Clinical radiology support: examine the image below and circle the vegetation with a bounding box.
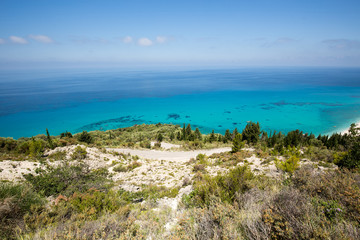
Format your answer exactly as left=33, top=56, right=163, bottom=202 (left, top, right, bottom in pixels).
left=23, top=162, right=110, bottom=197
left=0, top=122, right=360, bottom=239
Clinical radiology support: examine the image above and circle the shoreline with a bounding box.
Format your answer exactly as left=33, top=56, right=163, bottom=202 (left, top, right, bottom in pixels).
left=338, top=121, right=360, bottom=135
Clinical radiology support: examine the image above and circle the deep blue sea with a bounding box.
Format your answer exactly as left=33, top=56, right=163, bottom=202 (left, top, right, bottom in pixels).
left=0, top=67, right=360, bottom=139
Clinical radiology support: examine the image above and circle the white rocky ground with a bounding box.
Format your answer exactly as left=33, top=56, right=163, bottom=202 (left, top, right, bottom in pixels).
left=0, top=144, right=289, bottom=184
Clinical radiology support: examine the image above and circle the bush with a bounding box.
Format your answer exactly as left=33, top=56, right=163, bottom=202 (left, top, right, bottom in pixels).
left=186, top=165, right=254, bottom=206
left=71, top=146, right=87, bottom=160
left=242, top=121, right=261, bottom=144
left=113, top=162, right=141, bottom=172
left=77, top=131, right=93, bottom=144
left=24, top=162, right=110, bottom=197
left=28, top=139, right=45, bottom=158
left=232, top=133, right=244, bottom=153
left=275, top=155, right=300, bottom=174
left=0, top=182, right=44, bottom=239
left=140, top=140, right=151, bottom=149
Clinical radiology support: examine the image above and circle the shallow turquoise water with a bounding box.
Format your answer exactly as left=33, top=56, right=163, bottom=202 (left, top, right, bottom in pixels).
left=0, top=68, right=359, bottom=138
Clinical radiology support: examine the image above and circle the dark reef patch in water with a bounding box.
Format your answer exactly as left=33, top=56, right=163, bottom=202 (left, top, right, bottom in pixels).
left=272, top=100, right=343, bottom=107
left=167, top=113, right=180, bottom=120
left=76, top=115, right=144, bottom=132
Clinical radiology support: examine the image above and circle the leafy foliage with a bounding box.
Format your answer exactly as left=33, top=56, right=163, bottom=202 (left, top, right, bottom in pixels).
left=276, top=155, right=300, bottom=174
left=23, top=162, right=110, bottom=197
left=242, top=121, right=261, bottom=144
left=77, top=130, right=93, bottom=144
left=232, top=133, right=244, bottom=153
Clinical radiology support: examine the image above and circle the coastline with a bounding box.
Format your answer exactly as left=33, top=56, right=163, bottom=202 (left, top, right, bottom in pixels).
left=339, top=121, right=360, bottom=135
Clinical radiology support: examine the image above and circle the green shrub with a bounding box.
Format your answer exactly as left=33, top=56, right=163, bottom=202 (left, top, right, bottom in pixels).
left=186, top=165, right=254, bottom=206
left=275, top=155, right=300, bottom=174
left=113, top=164, right=127, bottom=172
left=48, top=150, right=67, bottom=161
left=23, top=162, right=110, bottom=197
left=232, top=133, right=244, bottom=153
left=28, top=139, right=45, bottom=158
left=77, top=131, right=93, bottom=144
left=196, top=153, right=208, bottom=165
left=71, top=146, right=87, bottom=160
left=140, top=140, right=151, bottom=149
left=113, top=161, right=141, bottom=172
left=0, top=182, right=44, bottom=239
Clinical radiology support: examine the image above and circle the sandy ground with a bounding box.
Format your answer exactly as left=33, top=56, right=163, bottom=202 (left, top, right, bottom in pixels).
left=1, top=143, right=326, bottom=190
left=107, top=147, right=232, bottom=163
left=150, top=141, right=181, bottom=150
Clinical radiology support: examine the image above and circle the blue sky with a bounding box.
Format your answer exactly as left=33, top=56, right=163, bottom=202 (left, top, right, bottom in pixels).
left=1, top=0, right=360, bottom=68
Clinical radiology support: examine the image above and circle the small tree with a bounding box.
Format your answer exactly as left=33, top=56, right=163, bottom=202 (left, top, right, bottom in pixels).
left=194, top=128, right=202, bottom=140
left=60, top=131, right=73, bottom=138
left=182, top=124, right=187, bottom=140
left=232, top=128, right=239, bottom=140
left=170, top=132, right=175, bottom=141
left=224, top=129, right=232, bottom=142
left=157, top=133, right=163, bottom=142
left=209, top=130, right=216, bottom=143
left=177, top=131, right=181, bottom=140
left=46, top=128, right=54, bottom=149
left=232, top=133, right=244, bottom=153
left=242, top=121, right=261, bottom=144
left=77, top=131, right=93, bottom=144
left=186, top=124, right=192, bottom=140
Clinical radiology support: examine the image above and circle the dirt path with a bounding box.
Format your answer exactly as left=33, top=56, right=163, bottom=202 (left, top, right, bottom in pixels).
left=106, top=147, right=232, bottom=162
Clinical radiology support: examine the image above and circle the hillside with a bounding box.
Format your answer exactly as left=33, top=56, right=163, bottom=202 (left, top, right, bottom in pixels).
left=0, top=122, right=359, bottom=239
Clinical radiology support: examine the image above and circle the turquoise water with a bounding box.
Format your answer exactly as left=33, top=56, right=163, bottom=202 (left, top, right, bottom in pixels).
left=0, top=68, right=359, bottom=139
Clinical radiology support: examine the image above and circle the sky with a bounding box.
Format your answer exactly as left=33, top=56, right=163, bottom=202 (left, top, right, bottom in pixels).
left=1, top=0, right=360, bottom=69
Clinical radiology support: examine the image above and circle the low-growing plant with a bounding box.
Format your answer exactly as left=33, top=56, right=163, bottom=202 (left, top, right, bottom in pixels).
left=140, top=140, right=151, bottom=149
left=275, top=155, right=300, bottom=174
left=48, top=150, right=67, bottom=161
left=186, top=165, right=254, bottom=206
left=23, top=162, right=110, bottom=197
left=71, top=146, right=87, bottom=160
left=113, top=161, right=141, bottom=172
left=77, top=131, right=93, bottom=144
left=0, top=182, right=45, bottom=239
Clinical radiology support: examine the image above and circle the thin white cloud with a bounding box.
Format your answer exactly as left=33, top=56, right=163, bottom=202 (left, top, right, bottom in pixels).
left=138, top=37, right=153, bottom=46
left=0, top=38, right=5, bottom=44
left=29, top=35, right=53, bottom=43
left=156, top=36, right=167, bottom=43
left=123, top=36, right=133, bottom=43
left=322, top=39, right=360, bottom=50
left=9, top=36, right=28, bottom=44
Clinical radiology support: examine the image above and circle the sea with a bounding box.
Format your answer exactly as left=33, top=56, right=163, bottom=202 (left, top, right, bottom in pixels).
left=0, top=67, right=359, bottom=139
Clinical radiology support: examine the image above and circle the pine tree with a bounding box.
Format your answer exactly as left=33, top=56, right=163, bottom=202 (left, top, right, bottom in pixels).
left=186, top=124, right=192, bottom=139
left=194, top=128, right=202, bottom=140
left=46, top=128, right=54, bottom=149
left=232, top=128, right=239, bottom=140
left=242, top=121, right=261, bottom=144
left=182, top=124, right=187, bottom=140
left=177, top=131, right=181, bottom=140
left=224, top=129, right=232, bottom=142
left=232, top=133, right=244, bottom=153
left=157, top=133, right=163, bottom=142
left=209, top=130, right=216, bottom=143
